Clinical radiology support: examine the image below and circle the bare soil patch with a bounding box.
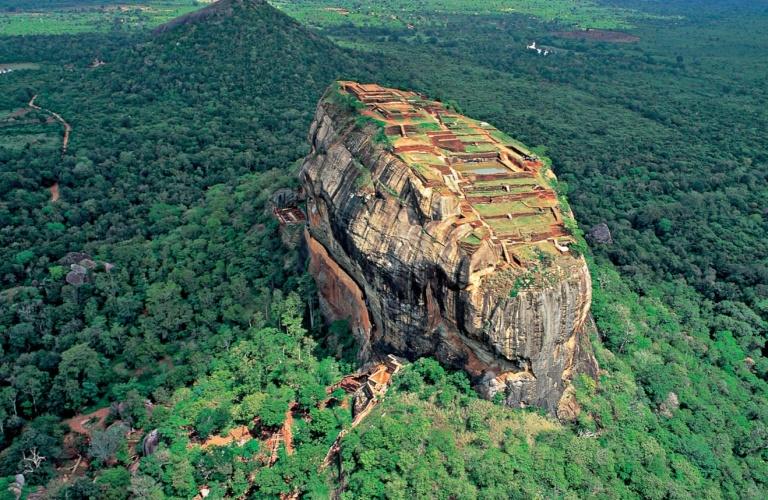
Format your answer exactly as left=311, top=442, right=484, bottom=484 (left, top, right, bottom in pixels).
left=65, top=407, right=110, bottom=437
left=201, top=425, right=252, bottom=449
left=552, top=29, right=639, bottom=43
left=282, top=407, right=295, bottom=455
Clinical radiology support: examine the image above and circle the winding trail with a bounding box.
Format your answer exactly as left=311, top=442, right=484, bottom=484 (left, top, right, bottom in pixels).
left=29, top=94, right=72, bottom=154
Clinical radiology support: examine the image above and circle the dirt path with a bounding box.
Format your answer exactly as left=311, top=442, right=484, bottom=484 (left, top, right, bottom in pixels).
left=282, top=407, right=295, bottom=455
left=50, top=182, right=60, bottom=202
left=29, top=94, right=72, bottom=154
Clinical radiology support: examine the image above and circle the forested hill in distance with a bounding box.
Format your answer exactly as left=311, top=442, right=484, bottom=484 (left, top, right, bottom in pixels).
left=0, top=0, right=767, bottom=497
left=2, top=0, right=375, bottom=256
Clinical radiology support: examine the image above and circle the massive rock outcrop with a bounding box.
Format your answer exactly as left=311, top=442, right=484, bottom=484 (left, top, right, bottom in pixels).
left=301, top=82, right=598, bottom=414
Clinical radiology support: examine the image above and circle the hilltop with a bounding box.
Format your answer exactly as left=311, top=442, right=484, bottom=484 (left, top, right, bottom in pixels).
left=30, top=0, right=372, bottom=206
left=153, top=0, right=263, bottom=34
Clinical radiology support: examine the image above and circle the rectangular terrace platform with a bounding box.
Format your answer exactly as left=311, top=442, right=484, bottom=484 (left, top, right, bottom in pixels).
left=337, top=82, right=575, bottom=266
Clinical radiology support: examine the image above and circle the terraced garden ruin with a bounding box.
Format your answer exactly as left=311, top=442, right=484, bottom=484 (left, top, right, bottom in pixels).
left=339, top=81, right=576, bottom=272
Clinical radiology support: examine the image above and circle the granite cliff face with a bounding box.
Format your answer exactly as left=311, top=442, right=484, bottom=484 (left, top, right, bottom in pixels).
left=301, top=82, right=598, bottom=415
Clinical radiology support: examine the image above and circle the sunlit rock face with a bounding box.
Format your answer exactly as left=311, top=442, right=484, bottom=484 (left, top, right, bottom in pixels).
left=301, top=82, right=598, bottom=414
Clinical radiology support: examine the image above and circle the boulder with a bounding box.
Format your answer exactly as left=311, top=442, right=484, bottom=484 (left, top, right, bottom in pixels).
left=587, top=222, right=612, bottom=245
left=271, top=188, right=298, bottom=208
left=65, top=271, right=88, bottom=286
left=142, top=429, right=160, bottom=456
left=659, top=391, right=680, bottom=417
left=58, top=252, right=91, bottom=266
left=78, top=258, right=97, bottom=270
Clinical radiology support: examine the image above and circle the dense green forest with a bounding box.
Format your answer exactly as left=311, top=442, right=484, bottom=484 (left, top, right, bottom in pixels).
left=0, top=1, right=381, bottom=496
left=0, top=0, right=766, bottom=497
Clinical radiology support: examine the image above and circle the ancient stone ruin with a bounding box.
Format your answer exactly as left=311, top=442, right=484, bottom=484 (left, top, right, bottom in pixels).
left=301, top=82, right=598, bottom=415
left=270, top=187, right=306, bottom=225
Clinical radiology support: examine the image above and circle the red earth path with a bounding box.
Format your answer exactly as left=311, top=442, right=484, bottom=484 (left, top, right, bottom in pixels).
left=50, top=182, right=60, bottom=202
left=28, top=94, right=72, bottom=154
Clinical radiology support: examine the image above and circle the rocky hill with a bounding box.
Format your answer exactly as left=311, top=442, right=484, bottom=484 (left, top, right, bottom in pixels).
left=302, top=82, right=599, bottom=415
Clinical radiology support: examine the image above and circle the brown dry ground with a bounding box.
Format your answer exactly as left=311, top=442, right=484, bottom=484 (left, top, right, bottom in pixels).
left=201, top=425, right=253, bottom=449
left=64, top=407, right=110, bottom=436
left=282, top=408, right=295, bottom=455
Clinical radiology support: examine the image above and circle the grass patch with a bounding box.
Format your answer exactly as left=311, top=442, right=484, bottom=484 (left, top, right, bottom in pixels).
left=272, top=0, right=668, bottom=30
left=355, top=114, right=385, bottom=129
left=457, top=134, right=487, bottom=142
left=475, top=177, right=537, bottom=188
left=465, top=144, right=497, bottom=153
left=0, top=1, right=207, bottom=36
left=461, top=233, right=482, bottom=245
left=473, top=201, right=528, bottom=217
left=403, top=152, right=444, bottom=164
left=487, top=215, right=545, bottom=234
left=415, top=121, right=442, bottom=131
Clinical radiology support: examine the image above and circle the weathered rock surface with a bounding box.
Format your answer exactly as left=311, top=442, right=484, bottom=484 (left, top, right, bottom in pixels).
left=301, top=83, right=598, bottom=413
left=658, top=391, right=679, bottom=418
left=587, top=222, right=613, bottom=245
left=58, top=251, right=91, bottom=266
left=142, top=429, right=160, bottom=456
